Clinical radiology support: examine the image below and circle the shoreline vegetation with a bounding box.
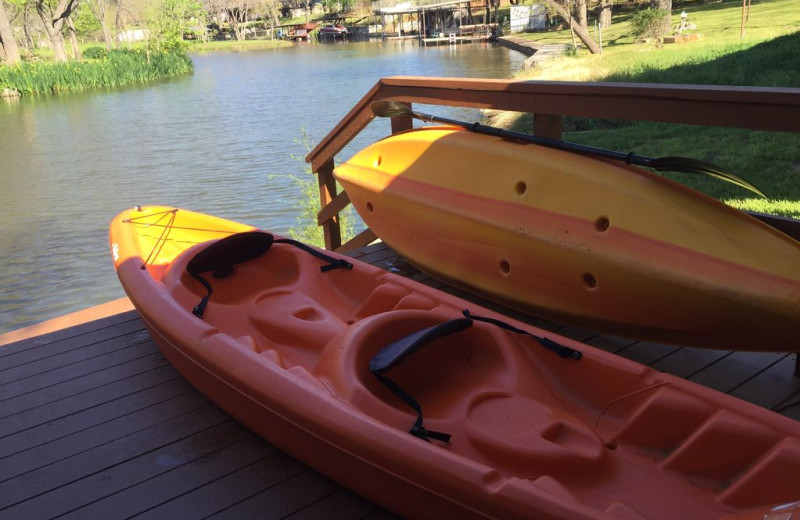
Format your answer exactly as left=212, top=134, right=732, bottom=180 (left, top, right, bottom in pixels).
left=0, top=39, right=290, bottom=98
left=0, top=48, right=193, bottom=97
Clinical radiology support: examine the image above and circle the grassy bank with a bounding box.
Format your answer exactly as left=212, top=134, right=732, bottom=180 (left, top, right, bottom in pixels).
left=505, top=0, right=799, bottom=216
left=190, top=38, right=293, bottom=53
left=0, top=48, right=193, bottom=97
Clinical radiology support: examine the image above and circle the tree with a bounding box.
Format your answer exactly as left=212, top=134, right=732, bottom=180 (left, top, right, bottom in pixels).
left=573, top=0, right=587, bottom=30
left=85, top=0, right=116, bottom=50
left=542, top=0, right=601, bottom=54
left=650, top=0, right=671, bottom=33
left=66, top=9, right=82, bottom=58
left=0, top=0, right=21, bottom=64
left=36, top=0, right=78, bottom=62
left=145, top=0, right=205, bottom=52
left=598, top=0, right=612, bottom=29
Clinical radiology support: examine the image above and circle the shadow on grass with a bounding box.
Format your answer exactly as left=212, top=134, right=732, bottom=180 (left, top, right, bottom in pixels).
left=603, top=31, right=800, bottom=87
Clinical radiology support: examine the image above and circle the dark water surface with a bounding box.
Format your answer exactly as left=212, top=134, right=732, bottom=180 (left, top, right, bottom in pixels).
left=0, top=40, right=523, bottom=334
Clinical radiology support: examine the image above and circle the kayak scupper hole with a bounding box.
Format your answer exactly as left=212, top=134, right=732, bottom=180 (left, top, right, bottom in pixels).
left=595, top=217, right=611, bottom=232
left=605, top=442, right=618, bottom=451
left=583, top=273, right=597, bottom=290
left=514, top=181, right=527, bottom=196
left=500, top=260, right=511, bottom=276
left=373, top=155, right=382, bottom=167
left=366, top=202, right=374, bottom=213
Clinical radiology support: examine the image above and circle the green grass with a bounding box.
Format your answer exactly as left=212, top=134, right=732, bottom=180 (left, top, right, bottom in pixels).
left=189, top=38, right=292, bottom=53
left=504, top=0, right=800, bottom=215
left=0, top=48, right=193, bottom=96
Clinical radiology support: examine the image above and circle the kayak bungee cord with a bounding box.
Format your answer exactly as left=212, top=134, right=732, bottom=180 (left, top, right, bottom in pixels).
left=370, top=100, right=766, bottom=198
left=124, top=208, right=241, bottom=267
left=131, top=208, right=178, bottom=268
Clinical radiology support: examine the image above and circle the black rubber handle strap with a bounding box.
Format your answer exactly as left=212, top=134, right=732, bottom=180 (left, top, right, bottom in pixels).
left=462, top=310, right=582, bottom=360
left=369, top=318, right=473, bottom=443
left=274, top=238, right=353, bottom=272
left=188, top=233, right=353, bottom=319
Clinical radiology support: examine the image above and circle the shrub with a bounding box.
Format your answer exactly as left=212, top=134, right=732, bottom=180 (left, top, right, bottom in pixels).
left=0, top=49, right=193, bottom=96
left=83, top=47, right=108, bottom=60
left=630, top=8, right=669, bottom=42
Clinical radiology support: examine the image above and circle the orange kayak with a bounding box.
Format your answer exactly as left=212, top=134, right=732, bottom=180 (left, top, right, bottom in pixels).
left=334, top=126, right=800, bottom=351
left=110, top=206, right=800, bottom=520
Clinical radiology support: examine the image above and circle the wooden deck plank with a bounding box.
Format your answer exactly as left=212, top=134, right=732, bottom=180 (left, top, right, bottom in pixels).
left=615, top=341, right=683, bottom=367
left=0, top=316, right=143, bottom=370
left=0, top=395, right=215, bottom=485
left=647, top=346, right=730, bottom=379
left=0, top=310, right=139, bottom=356
left=730, top=353, right=800, bottom=410
left=688, top=350, right=787, bottom=394
left=0, top=420, right=251, bottom=519
left=130, top=452, right=309, bottom=519
left=0, top=376, right=191, bottom=459
left=0, top=337, right=157, bottom=401
left=0, top=327, right=152, bottom=383
left=0, top=364, right=181, bottom=442
left=207, top=470, right=341, bottom=519
left=282, top=489, right=386, bottom=520
left=57, top=435, right=276, bottom=519
left=0, top=352, right=169, bottom=419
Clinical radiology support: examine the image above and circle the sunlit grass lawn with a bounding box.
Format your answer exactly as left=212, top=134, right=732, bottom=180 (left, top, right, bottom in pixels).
left=505, top=0, right=800, bottom=217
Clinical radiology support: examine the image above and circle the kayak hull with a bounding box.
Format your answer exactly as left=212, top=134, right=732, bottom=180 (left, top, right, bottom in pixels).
left=110, top=206, right=800, bottom=520
left=334, top=127, right=800, bottom=351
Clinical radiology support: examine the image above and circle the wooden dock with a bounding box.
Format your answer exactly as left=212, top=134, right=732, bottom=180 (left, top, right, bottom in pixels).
left=1, top=242, right=798, bottom=519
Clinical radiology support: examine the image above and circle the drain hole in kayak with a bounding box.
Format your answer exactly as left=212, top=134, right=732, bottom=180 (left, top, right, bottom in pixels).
left=366, top=202, right=374, bottom=213
left=595, top=217, right=610, bottom=232
left=515, top=181, right=527, bottom=196
left=583, top=273, right=597, bottom=290
left=373, top=155, right=382, bottom=167
left=500, top=260, right=511, bottom=276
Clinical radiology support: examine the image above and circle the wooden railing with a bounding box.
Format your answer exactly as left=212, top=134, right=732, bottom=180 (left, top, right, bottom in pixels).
left=305, top=76, right=800, bottom=252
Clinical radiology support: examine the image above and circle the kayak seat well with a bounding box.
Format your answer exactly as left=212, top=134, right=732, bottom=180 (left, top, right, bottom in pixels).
left=316, top=309, right=616, bottom=477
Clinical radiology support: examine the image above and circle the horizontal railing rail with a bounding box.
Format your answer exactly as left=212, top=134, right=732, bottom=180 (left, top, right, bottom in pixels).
left=306, top=76, right=800, bottom=251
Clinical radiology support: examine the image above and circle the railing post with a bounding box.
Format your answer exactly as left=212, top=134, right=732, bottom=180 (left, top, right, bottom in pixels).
left=391, top=102, right=414, bottom=134
left=533, top=113, right=563, bottom=140
left=317, top=158, right=342, bottom=251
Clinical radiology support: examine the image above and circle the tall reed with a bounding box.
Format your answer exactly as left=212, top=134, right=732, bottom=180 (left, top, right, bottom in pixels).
left=0, top=48, right=193, bottom=96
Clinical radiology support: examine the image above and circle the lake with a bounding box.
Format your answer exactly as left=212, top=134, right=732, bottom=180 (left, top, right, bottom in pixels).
left=0, top=39, right=524, bottom=334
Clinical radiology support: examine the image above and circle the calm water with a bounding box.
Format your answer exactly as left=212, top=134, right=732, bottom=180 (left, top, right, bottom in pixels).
left=0, top=40, right=524, bottom=334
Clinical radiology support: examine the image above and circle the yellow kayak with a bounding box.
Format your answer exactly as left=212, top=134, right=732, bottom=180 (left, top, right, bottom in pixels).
left=334, top=126, right=800, bottom=351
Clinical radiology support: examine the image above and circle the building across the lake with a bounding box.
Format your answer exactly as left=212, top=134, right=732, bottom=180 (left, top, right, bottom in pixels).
left=370, top=0, right=499, bottom=42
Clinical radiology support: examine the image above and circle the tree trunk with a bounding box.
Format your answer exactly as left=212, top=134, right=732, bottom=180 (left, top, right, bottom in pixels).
left=36, top=0, right=77, bottom=62
left=574, top=0, right=587, bottom=30
left=87, top=0, right=116, bottom=50
left=650, top=0, right=671, bottom=32
left=542, top=0, right=601, bottom=54
left=599, top=0, right=612, bottom=29
left=0, top=2, right=21, bottom=64
left=101, top=19, right=113, bottom=49
left=22, top=4, right=36, bottom=55
left=67, top=15, right=81, bottom=59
